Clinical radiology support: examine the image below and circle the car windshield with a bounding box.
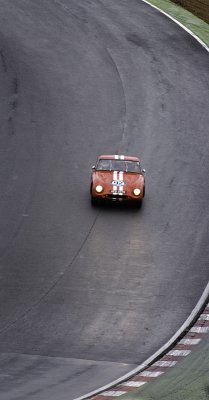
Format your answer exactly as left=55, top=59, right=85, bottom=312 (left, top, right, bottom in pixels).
left=97, top=159, right=141, bottom=173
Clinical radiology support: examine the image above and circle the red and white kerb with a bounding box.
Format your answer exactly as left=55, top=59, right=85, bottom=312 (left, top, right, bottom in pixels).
left=90, top=302, right=209, bottom=399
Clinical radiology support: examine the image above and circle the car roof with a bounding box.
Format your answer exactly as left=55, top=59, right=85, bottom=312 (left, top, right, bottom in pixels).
left=98, top=155, right=140, bottom=162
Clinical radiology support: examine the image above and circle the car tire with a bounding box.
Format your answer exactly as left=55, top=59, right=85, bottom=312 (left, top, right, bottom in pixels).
left=91, top=196, right=100, bottom=206
left=133, top=199, right=142, bottom=209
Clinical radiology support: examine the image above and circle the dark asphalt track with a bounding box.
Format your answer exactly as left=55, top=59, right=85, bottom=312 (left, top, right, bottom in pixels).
left=0, top=1, right=209, bottom=399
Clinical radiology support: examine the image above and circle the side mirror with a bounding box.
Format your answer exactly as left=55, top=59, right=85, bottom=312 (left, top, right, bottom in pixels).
left=142, top=169, right=146, bottom=174
left=92, top=165, right=96, bottom=170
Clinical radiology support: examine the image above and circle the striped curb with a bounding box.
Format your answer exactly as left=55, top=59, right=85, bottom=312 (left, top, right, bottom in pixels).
left=90, top=302, right=209, bottom=399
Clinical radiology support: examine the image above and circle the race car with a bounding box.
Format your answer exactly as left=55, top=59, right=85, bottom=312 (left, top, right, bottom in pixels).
left=90, top=154, right=145, bottom=204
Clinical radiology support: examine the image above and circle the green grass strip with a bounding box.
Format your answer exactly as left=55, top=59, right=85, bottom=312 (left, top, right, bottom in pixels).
left=122, top=334, right=209, bottom=399
left=144, top=0, right=209, bottom=48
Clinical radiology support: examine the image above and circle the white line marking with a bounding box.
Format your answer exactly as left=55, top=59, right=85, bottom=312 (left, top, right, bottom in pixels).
left=113, top=171, right=118, bottom=180
left=167, top=349, right=191, bottom=356
left=113, top=171, right=118, bottom=192
left=190, top=326, right=209, bottom=333
left=119, top=171, right=123, bottom=181
left=179, top=338, right=201, bottom=345
left=139, top=370, right=164, bottom=377
left=122, top=381, right=147, bottom=387
left=198, top=314, right=209, bottom=320
left=101, top=390, right=126, bottom=396
left=119, top=171, right=124, bottom=194
left=154, top=360, right=177, bottom=367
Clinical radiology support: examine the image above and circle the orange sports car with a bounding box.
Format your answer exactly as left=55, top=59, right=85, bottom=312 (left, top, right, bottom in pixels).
left=90, top=155, right=145, bottom=204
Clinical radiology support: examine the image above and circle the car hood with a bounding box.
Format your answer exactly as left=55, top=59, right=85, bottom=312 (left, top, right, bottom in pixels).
left=94, top=171, right=142, bottom=185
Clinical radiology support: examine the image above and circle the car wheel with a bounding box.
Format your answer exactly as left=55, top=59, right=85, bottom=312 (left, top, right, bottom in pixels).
left=91, top=196, right=100, bottom=206
left=134, top=199, right=142, bottom=208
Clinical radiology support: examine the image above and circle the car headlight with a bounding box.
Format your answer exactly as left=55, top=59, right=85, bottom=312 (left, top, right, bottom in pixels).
left=133, top=188, right=141, bottom=196
left=96, top=185, right=103, bottom=193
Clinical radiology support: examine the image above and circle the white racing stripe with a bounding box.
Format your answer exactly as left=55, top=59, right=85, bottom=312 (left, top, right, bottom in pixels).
left=113, top=171, right=118, bottom=180
left=112, top=171, right=124, bottom=194
left=113, top=171, right=118, bottom=193
left=119, top=171, right=123, bottom=181
left=119, top=171, right=124, bottom=194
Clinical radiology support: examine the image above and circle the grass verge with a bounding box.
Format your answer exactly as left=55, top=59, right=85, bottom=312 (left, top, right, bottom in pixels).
left=122, top=334, right=209, bottom=399
left=143, top=0, right=209, bottom=48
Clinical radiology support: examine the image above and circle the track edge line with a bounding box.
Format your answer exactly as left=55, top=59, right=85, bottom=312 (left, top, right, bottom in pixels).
left=141, top=0, right=209, bottom=53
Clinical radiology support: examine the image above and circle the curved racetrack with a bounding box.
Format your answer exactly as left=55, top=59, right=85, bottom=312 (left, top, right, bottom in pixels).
left=0, top=1, right=209, bottom=399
